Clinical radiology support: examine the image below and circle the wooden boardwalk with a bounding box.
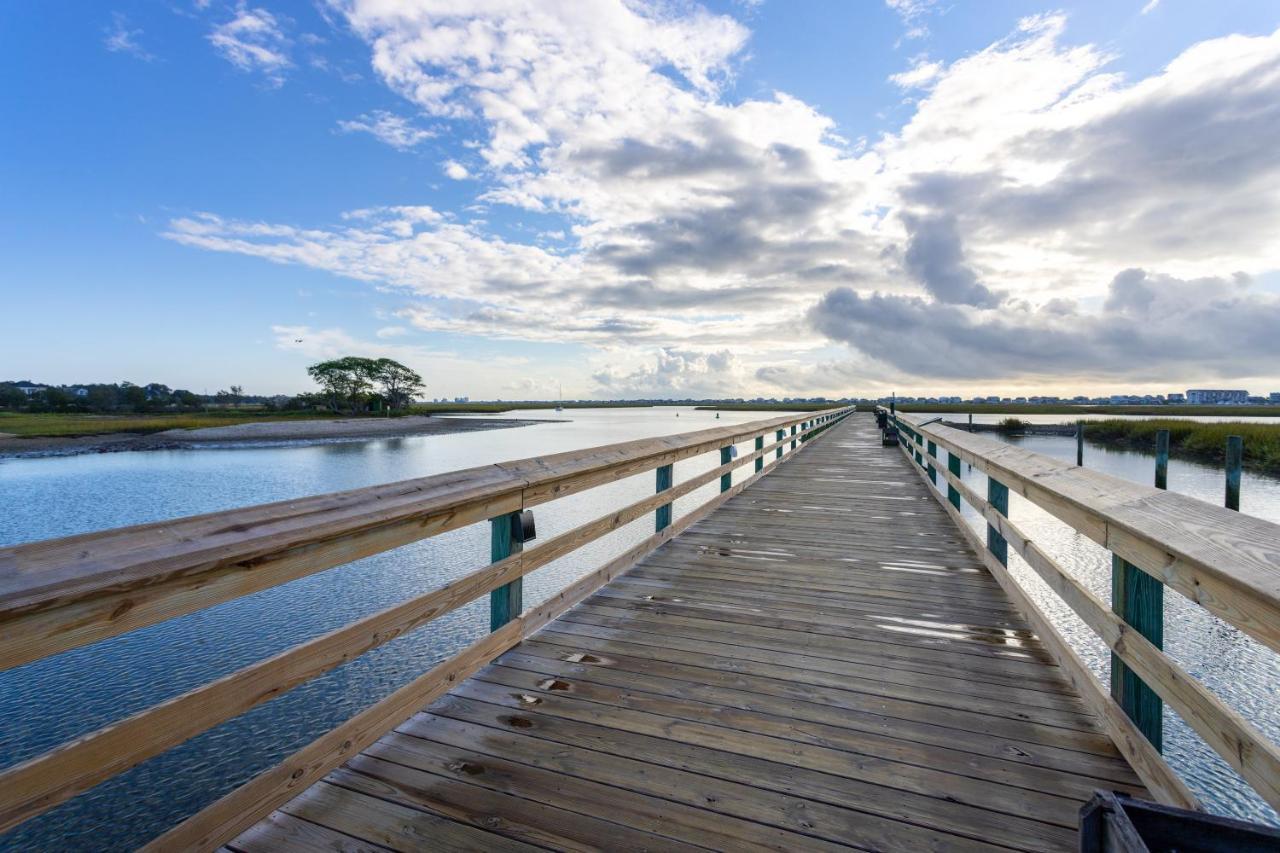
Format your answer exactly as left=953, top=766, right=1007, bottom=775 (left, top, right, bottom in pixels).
left=228, top=416, right=1148, bottom=852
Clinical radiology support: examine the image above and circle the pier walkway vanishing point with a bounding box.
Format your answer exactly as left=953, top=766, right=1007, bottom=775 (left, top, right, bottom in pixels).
left=3, top=409, right=1280, bottom=850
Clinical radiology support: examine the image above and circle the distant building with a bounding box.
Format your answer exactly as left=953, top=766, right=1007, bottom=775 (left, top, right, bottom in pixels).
left=1166, top=392, right=1185, bottom=404
left=453, top=396, right=469, bottom=403
left=1186, top=389, right=1248, bottom=405
left=1270, top=392, right=1280, bottom=403
left=13, top=381, right=47, bottom=397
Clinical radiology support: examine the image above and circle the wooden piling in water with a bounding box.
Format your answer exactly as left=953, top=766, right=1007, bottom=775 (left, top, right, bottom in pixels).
left=1226, top=435, right=1243, bottom=511
left=1155, top=429, right=1169, bottom=490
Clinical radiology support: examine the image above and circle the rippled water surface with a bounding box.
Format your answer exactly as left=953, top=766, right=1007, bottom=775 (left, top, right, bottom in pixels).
left=0, top=406, right=799, bottom=851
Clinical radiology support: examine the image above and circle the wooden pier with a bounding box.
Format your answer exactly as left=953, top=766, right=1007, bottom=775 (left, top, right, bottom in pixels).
left=2, top=408, right=1279, bottom=850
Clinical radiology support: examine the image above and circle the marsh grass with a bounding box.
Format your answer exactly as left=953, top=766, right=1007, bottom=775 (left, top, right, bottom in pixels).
left=0, top=411, right=329, bottom=438
left=1084, top=419, right=1280, bottom=476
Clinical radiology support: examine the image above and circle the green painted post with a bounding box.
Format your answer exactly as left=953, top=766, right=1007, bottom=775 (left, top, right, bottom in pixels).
left=927, top=440, right=937, bottom=485
left=968, top=413, right=973, bottom=433
left=915, top=431, right=924, bottom=468
left=655, top=464, right=673, bottom=532
left=720, top=446, right=732, bottom=492
left=1076, top=421, right=1084, bottom=467
left=755, top=435, right=764, bottom=472
left=947, top=452, right=961, bottom=510
left=1154, top=429, right=1169, bottom=490
left=800, top=419, right=808, bottom=444
left=776, top=429, right=784, bottom=459
left=1111, top=556, right=1164, bottom=751
left=1226, top=436, right=1242, bottom=511
left=489, top=512, right=523, bottom=631
left=986, top=477, right=1008, bottom=567
left=791, top=424, right=797, bottom=450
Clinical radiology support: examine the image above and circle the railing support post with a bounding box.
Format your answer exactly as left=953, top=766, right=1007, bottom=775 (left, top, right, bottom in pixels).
left=655, top=464, right=673, bottom=532
left=791, top=425, right=797, bottom=450
left=927, top=440, right=937, bottom=485
left=1076, top=421, right=1084, bottom=467
left=720, top=446, right=732, bottom=492
left=1111, top=556, right=1164, bottom=751
left=1226, top=435, right=1242, bottom=511
left=776, top=429, right=784, bottom=459
left=986, top=477, right=1008, bottom=566
left=755, top=436, right=764, bottom=472
left=489, top=512, right=523, bottom=631
left=947, top=452, right=961, bottom=510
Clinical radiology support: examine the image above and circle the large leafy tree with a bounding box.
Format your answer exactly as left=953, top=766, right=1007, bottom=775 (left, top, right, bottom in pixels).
left=307, top=357, right=377, bottom=413
left=372, top=358, right=424, bottom=411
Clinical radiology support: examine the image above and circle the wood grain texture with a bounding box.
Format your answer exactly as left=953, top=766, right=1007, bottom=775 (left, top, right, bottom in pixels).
left=220, top=415, right=1154, bottom=853
left=891, top=411, right=1280, bottom=656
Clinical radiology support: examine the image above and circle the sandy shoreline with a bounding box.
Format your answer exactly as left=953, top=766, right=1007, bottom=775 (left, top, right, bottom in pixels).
left=0, top=415, right=541, bottom=459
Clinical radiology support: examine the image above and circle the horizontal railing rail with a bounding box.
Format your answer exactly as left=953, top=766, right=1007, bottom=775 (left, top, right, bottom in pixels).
left=880, top=406, right=1280, bottom=816
left=0, top=406, right=852, bottom=847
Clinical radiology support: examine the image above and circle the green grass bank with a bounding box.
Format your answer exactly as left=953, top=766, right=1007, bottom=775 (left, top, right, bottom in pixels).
left=1084, top=419, right=1280, bottom=477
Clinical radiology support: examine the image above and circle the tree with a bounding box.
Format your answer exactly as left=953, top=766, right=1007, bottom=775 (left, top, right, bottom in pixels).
left=372, top=358, right=424, bottom=411
left=306, top=357, right=377, bottom=414
left=228, top=385, right=244, bottom=407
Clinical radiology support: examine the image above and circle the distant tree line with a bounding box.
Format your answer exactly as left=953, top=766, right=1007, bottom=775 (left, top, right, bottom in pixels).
left=0, top=357, right=425, bottom=416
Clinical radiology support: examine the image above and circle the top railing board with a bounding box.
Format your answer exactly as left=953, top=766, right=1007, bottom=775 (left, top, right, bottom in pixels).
left=887, top=410, right=1280, bottom=656
left=0, top=407, right=851, bottom=670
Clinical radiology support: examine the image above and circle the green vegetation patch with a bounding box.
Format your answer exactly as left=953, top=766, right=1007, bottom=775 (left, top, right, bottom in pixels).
left=0, top=411, right=329, bottom=438
left=1084, top=419, right=1280, bottom=476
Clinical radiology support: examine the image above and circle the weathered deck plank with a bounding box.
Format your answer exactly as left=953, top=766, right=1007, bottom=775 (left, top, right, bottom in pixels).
left=233, top=415, right=1148, bottom=851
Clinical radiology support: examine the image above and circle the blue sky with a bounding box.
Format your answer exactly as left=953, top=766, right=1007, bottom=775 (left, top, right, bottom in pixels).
left=3, top=1, right=1280, bottom=398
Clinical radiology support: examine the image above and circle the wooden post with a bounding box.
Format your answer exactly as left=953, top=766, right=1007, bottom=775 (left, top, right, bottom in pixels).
left=655, top=464, right=673, bottom=532
left=1154, top=429, right=1169, bottom=490
left=755, top=435, right=764, bottom=473
left=791, top=424, right=797, bottom=450
left=720, top=446, right=732, bottom=492
left=776, top=429, right=784, bottom=459
left=986, top=477, right=1008, bottom=566
left=1076, top=421, right=1084, bottom=467
left=947, top=452, right=961, bottom=510
left=1111, top=555, right=1164, bottom=751
left=1226, top=435, right=1242, bottom=511
left=489, top=512, right=523, bottom=631
left=968, top=413, right=973, bottom=433
left=927, top=440, right=937, bottom=485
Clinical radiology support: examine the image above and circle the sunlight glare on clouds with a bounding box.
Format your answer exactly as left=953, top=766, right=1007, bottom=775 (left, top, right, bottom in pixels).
left=167, top=1, right=1280, bottom=396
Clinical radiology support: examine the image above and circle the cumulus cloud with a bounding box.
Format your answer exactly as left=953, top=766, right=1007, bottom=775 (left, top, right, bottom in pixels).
left=592, top=348, right=743, bottom=398
left=442, top=160, right=469, bottom=180
left=168, top=5, right=1280, bottom=394
left=809, top=269, right=1280, bottom=380
left=337, top=111, right=434, bottom=150
left=104, top=13, right=155, bottom=61
left=208, top=4, right=290, bottom=86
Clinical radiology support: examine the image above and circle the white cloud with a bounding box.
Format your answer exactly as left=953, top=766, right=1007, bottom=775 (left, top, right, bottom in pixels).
left=1141, top=0, right=1162, bottom=14
left=375, top=325, right=408, bottom=338
left=104, top=13, right=154, bottom=61
left=337, top=110, right=434, bottom=149
left=889, top=58, right=942, bottom=88
left=592, top=348, right=744, bottom=398
left=208, top=4, right=291, bottom=86
left=442, top=160, right=470, bottom=180
left=170, top=7, right=1280, bottom=394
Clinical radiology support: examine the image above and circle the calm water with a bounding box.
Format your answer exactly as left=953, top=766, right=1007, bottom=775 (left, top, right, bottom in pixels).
left=0, top=406, right=799, bottom=851
left=931, top=427, right=1280, bottom=826
left=2, top=408, right=1278, bottom=848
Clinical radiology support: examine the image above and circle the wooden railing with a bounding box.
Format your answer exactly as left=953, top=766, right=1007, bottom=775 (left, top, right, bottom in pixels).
left=0, top=407, right=853, bottom=848
left=882, top=407, right=1280, bottom=815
